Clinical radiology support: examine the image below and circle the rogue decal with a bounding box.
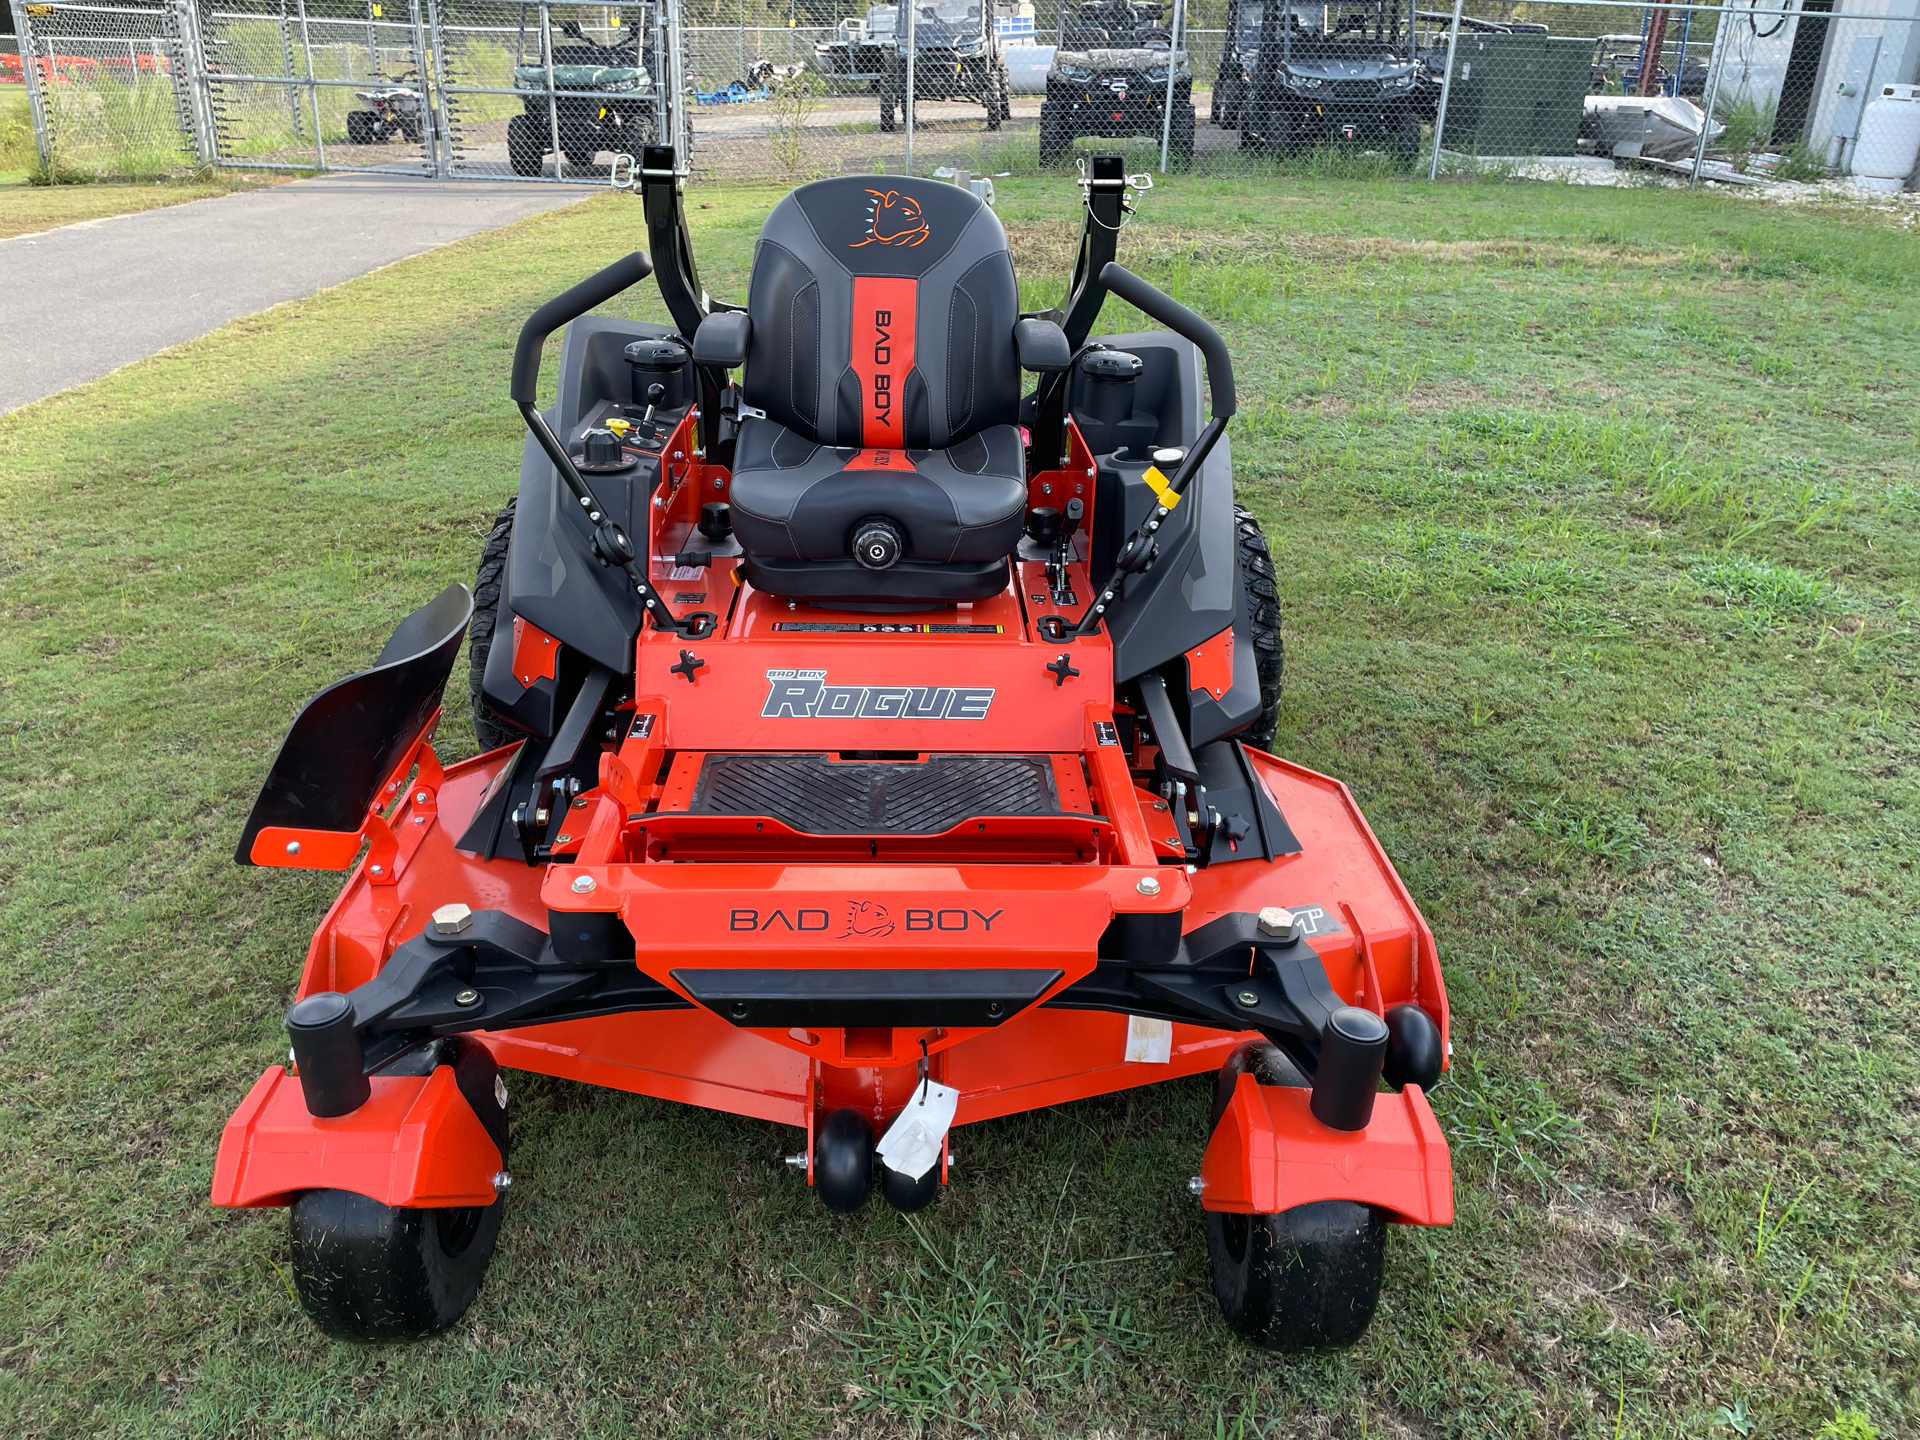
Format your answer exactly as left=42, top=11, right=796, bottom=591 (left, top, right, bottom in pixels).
left=761, top=669, right=994, bottom=721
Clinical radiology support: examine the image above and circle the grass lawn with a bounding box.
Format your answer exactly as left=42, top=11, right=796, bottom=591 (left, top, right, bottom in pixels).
left=0, top=171, right=290, bottom=242
left=1, top=176, right=1916, bottom=1439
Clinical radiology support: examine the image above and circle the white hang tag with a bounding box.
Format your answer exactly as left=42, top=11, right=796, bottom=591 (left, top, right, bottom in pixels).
left=1125, top=1014, right=1173, bottom=1064
left=875, top=1080, right=960, bottom=1182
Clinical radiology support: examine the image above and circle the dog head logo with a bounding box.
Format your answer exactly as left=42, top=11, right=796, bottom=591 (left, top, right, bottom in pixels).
left=851, top=189, right=929, bottom=248
left=839, top=900, right=896, bottom=938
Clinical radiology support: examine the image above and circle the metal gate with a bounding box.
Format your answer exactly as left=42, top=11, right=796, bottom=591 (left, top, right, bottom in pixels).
left=183, top=0, right=438, bottom=174
left=7, top=0, right=200, bottom=177
left=428, top=0, right=684, bottom=182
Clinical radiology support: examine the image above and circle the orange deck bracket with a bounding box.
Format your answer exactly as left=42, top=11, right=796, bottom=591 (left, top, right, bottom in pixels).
left=211, top=1065, right=503, bottom=1210
left=1198, top=1073, right=1453, bottom=1226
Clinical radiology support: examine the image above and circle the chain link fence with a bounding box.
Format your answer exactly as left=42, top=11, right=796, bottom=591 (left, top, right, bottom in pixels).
left=7, top=0, right=1916, bottom=190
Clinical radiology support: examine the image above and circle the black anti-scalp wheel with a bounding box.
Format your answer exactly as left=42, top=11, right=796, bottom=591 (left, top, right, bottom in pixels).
left=1203, top=1039, right=1388, bottom=1351
left=880, top=1160, right=940, bottom=1213
left=814, top=1108, right=874, bottom=1214
left=287, top=1039, right=509, bottom=1342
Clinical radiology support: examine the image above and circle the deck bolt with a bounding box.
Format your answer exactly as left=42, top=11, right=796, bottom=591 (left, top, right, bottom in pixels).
left=455, top=988, right=481, bottom=1007
left=1136, top=876, right=1161, bottom=896
left=492, top=1170, right=513, bottom=1191
left=369, top=864, right=385, bottom=877
left=784, top=1152, right=808, bottom=1171
left=571, top=874, right=596, bottom=894
left=285, top=840, right=301, bottom=856
left=431, top=902, right=473, bottom=936
left=556, top=834, right=572, bottom=845
left=1188, top=1176, right=1205, bottom=1196
left=1237, top=989, right=1259, bottom=1008
left=1257, top=906, right=1298, bottom=941
left=415, top=790, right=430, bottom=804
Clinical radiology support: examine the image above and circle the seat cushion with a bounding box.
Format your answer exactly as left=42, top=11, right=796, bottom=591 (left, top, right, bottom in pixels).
left=729, top=415, right=1027, bottom=566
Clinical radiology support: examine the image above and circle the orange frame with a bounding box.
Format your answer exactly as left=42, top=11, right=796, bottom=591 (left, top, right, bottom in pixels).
left=212, top=419, right=1453, bottom=1224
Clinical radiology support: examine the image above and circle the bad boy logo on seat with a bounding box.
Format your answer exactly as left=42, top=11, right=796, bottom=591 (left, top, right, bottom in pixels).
left=850, top=188, right=930, bottom=248
left=761, top=669, right=994, bottom=721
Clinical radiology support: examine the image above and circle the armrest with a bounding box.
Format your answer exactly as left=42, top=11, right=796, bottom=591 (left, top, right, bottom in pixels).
left=692, top=311, right=751, bottom=368
left=1014, top=317, right=1072, bottom=373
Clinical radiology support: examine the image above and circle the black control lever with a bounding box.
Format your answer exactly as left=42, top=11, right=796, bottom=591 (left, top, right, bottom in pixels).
left=509, top=251, right=714, bottom=640
left=1050, top=263, right=1237, bottom=641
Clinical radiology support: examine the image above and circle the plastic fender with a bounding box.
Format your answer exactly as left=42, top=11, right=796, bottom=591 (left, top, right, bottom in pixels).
left=211, top=1064, right=503, bottom=1210
left=1198, top=1072, right=1453, bottom=1225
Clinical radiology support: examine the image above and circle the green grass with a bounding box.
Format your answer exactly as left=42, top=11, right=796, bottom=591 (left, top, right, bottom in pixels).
left=2, top=176, right=1917, bottom=1438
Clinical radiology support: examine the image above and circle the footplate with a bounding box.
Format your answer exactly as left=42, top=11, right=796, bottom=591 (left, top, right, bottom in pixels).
left=688, top=753, right=1066, bottom=834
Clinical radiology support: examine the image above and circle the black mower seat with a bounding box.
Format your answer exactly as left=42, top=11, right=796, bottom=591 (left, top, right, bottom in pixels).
left=724, top=175, right=1028, bottom=603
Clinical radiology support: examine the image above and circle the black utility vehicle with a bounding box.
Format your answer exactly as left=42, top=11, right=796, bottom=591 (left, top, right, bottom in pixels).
left=878, top=0, right=1012, bottom=131
left=1041, top=0, right=1194, bottom=164
left=1220, top=0, right=1429, bottom=163
left=507, top=19, right=661, bottom=176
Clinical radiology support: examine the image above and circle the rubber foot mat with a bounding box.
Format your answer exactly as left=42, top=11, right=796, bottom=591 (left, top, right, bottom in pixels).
left=688, top=753, right=1062, bottom=835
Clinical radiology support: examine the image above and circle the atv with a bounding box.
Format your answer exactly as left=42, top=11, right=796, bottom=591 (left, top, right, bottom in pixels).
left=506, top=18, right=659, bottom=176
left=1230, top=0, right=1430, bottom=164
left=1040, top=0, right=1194, bottom=166
left=878, top=0, right=1013, bottom=131
left=212, top=151, right=1453, bottom=1349
left=345, top=73, right=426, bottom=147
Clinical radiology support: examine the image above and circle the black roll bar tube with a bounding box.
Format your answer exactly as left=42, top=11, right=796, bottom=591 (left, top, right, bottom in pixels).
left=509, top=249, right=715, bottom=641
left=1050, top=262, right=1237, bottom=640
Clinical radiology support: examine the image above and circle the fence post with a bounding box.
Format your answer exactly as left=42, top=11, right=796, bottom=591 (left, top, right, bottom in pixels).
left=1688, top=0, right=1732, bottom=188
left=10, top=0, right=56, bottom=170
left=903, top=0, right=915, bottom=176
left=1158, top=0, right=1185, bottom=173
left=1426, top=0, right=1462, bottom=181
left=540, top=0, right=563, bottom=177
left=408, top=0, right=442, bottom=174
left=279, top=0, right=306, bottom=138
left=175, top=0, right=219, bottom=165
left=294, top=0, right=327, bottom=169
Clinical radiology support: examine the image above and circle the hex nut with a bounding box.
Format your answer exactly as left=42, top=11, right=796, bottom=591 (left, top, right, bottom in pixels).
left=1257, top=906, right=1298, bottom=940
left=455, top=988, right=481, bottom=1007
left=1136, top=876, right=1162, bottom=896
left=570, top=874, right=596, bottom=894
left=431, top=902, right=474, bottom=936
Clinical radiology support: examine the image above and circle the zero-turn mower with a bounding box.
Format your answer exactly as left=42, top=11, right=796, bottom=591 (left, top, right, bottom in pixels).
left=212, top=152, right=1453, bottom=1349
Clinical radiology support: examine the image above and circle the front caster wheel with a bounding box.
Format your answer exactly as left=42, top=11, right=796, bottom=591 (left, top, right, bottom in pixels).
left=1207, top=1200, right=1387, bottom=1351
left=287, top=1036, right=509, bottom=1341
left=290, top=1188, right=505, bottom=1341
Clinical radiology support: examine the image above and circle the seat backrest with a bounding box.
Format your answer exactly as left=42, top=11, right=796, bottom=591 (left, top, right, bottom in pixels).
left=742, top=176, right=1021, bottom=452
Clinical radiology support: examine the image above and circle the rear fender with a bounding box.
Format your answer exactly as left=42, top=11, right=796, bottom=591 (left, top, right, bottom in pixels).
left=210, top=1063, right=502, bottom=1210
left=1199, top=1072, right=1453, bottom=1225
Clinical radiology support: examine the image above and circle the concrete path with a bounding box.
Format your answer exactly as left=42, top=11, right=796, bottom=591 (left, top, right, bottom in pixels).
left=0, top=171, right=592, bottom=414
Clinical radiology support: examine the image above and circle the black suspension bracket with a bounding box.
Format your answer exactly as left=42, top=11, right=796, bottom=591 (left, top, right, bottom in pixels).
left=285, top=909, right=689, bottom=1117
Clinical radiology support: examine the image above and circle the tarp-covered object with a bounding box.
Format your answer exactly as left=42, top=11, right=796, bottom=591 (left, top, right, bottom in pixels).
left=1582, top=94, right=1722, bottom=161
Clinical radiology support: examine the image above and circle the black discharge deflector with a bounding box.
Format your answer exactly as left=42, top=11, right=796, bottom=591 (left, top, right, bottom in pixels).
left=234, top=583, right=472, bottom=865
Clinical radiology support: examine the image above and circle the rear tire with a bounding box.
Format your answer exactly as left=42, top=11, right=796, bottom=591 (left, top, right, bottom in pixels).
left=1038, top=103, right=1068, bottom=164
left=1169, top=103, right=1195, bottom=167
left=506, top=113, right=544, bottom=176
left=1233, top=504, right=1284, bottom=751
left=1394, top=111, right=1423, bottom=168
left=467, top=498, right=522, bottom=755
left=346, top=110, right=377, bottom=144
